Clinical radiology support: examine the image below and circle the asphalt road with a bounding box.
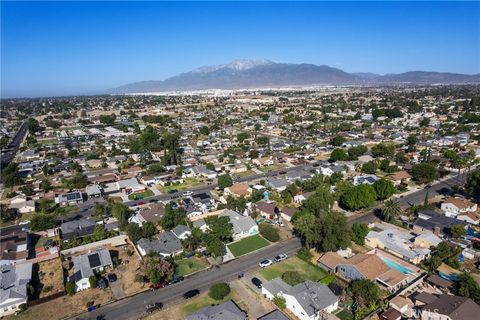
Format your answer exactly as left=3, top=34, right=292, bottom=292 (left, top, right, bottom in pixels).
left=75, top=238, right=302, bottom=320
left=348, top=171, right=471, bottom=225
left=0, top=120, right=27, bottom=169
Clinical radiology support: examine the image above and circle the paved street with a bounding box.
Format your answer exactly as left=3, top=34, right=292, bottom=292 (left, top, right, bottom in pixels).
left=76, top=238, right=302, bottom=320
left=0, top=120, right=27, bottom=170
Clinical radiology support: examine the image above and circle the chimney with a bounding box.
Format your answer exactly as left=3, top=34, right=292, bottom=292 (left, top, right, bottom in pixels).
left=433, top=226, right=440, bottom=236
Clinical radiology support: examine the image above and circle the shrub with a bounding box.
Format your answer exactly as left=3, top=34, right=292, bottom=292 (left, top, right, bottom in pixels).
left=134, top=274, right=147, bottom=283
left=282, top=271, right=304, bottom=286
left=259, top=223, right=280, bottom=242
left=65, top=281, right=75, bottom=295
left=297, top=247, right=312, bottom=262
left=272, top=295, right=286, bottom=309
left=89, top=275, right=97, bottom=288
left=209, top=282, right=230, bottom=300
left=18, top=303, right=27, bottom=312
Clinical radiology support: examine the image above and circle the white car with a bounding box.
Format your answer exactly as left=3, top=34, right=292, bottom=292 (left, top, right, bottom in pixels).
left=183, top=191, right=193, bottom=196
left=259, top=259, right=273, bottom=268
left=274, top=253, right=288, bottom=262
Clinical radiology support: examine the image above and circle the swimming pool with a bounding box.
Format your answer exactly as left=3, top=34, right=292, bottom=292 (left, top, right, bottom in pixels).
left=380, top=256, right=415, bottom=275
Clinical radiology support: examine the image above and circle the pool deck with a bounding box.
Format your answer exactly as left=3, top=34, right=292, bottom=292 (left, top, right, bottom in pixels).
left=367, top=248, right=422, bottom=276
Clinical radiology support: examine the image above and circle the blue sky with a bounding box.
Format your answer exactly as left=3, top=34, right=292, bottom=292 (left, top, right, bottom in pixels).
left=1, top=1, right=479, bottom=98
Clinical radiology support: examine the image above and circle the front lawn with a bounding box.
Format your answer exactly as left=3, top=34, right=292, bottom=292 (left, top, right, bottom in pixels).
left=176, top=256, right=210, bottom=276
left=260, top=256, right=327, bottom=282
left=157, top=177, right=204, bottom=193
left=182, top=292, right=232, bottom=316
left=128, top=189, right=154, bottom=200
left=228, top=234, right=270, bottom=257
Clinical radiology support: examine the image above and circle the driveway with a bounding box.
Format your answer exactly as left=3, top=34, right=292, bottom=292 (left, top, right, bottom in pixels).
left=231, top=279, right=273, bottom=318
left=110, top=280, right=126, bottom=300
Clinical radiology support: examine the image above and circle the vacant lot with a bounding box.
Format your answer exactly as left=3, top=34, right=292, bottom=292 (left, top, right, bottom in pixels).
left=259, top=256, right=327, bottom=282
left=35, top=258, right=64, bottom=298
left=114, top=244, right=147, bottom=296
left=176, top=256, right=210, bottom=276
left=228, top=235, right=269, bottom=257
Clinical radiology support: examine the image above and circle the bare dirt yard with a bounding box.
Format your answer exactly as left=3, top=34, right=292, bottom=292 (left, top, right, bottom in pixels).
left=114, top=243, right=149, bottom=296
left=36, top=258, right=64, bottom=298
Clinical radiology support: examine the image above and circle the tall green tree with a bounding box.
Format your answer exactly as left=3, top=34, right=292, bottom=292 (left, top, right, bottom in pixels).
left=373, top=178, right=395, bottom=200
left=382, top=199, right=402, bottom=223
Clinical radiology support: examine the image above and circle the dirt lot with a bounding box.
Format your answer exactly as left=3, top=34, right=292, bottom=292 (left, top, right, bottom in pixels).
left=115, top=244, right=148, bottom=296
left=35, top=258, right=64, bottom=298
left=12, top=288, right=114, bottom=320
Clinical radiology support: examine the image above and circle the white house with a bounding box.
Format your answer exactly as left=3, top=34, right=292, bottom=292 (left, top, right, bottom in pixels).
left=69, top=249, right=113, bottom=292
left=440, top=197, right=477, bottom=218
left=262, top=278, right=338, bottom=320
left=8, top=195, right=35, bottom=214
left=0, top=263, right=32, bottom=316
left=219, top=209, right=258, bottom=240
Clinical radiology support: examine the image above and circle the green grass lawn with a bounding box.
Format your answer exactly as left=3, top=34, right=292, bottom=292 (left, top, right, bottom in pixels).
left=260, top=256, right=327, bottom=282
left=182, top=293, right=232, bottom=316
left=228, top=234, right=270, bottom=257
left=336, top=309, right=353, bottom=320
left=176, top=257, right=210, bottom=276
left=157, top=177, right=204, bottom=193
left=259, top=163, right=286, bottom=173
left=236, top=170, right=257, bottom=177
left=128, top=189, right=154, bottom=200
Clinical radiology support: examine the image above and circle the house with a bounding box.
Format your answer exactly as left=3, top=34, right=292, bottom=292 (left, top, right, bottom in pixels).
left=262, top=278, right=338, bottom=320
left=456, top=212, right=480, bottom=225
left=8, top=195, right=35, bottom=214
left=61, top=218, right=96, bottom=241
left=420, top=294, right=480, bottom=320
left=294, top=191, right=315, bottom=204
left=441, top=197, right=477, bottom=218
left=317, top=165, right=346, bottom=177
left=186, top=165, right=217, bottom=179
left=185, top=300, right=247, bottom=320
left=365, top=229, right=434, bottom=264
left=0, top=230, right=29, bottom=265
left=280, top=207, right=298, bottom=222
left=224, top=183, right=252, bottom=199
left=129, top=203, right=165, bottom=227
left=413, top=233, right=442, bottom=249
left=192, top=219, right=209, bottom=232
left=55, top=191, right=84, bottom=205
left=267, top=178, right=289, bottom=192
left=253, top=201, right=278, bottom=219
left=353, top=174, right=379, bottom=186
left=257, top=309, right=290, bottom=320
left=136, top=231, right=183, bottom=257
left=252, top=156, right=273, bottom=167
left=85, top=184, right=102, bottom=198
left=317, top=252, right=409, bottom=292
left=140, top=175, right=157, bottom=186
left=219, top=209, right=258, bottom=240
left=171, top=224, right=191, bottom=240
left=414, top=210, right=468, bottom=235
left=387, top=171, right=412, bottom=186
left=0, top=263, right=32, bottom=316
left=389, top=295, right=411, bottom=315
left=379, top=308, right=401, bottom=320
left=116, top=178, right=146, bottom=194
left=69, top=249, right=113, bottom=291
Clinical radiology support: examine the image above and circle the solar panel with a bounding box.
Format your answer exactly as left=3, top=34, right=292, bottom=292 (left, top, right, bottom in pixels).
left=88, top=253, right=101, bottom=268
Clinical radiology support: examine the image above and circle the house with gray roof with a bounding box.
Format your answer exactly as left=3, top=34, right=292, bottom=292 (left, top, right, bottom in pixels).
left=267, top=178, right=290, bottom=192
left=136, top=231, right=183, bottom=257
left=262, top=278, right=338, bottom=320
left=185, top=300, right=247, bottom=320
left=55, top=191, right=84, bottom=205
left=85, top=184, right=102, bottom=198
left=61, top=218, right=96, bottom=241
left=219, top=209, right=258, bottom=240
left=0, top=263, right=32, bottom=316
left=69, top=249, right=113, bottom=291
left=171, top=225, right=191, bottom=240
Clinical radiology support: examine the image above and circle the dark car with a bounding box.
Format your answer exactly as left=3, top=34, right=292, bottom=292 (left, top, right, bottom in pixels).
left=251, top=277, right=263, bottom=288
left=168, top=189, right=178, bottom=194
left=183, top=289, right=200, bottom=299
left=97, top=278, right=108, bottom=289
left=170, top=275, right=185, bottom=284
left=107, top=273, right=117, bottom=283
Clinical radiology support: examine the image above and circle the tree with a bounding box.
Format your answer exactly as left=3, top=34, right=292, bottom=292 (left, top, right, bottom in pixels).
left=209, top=283, right=231, bottom=300
left=259, top=223, right=280, bottom=242
left=350, top=279, right=379, bottom=307
left=205, top=237, right=225, bottom=258
left=302, top=184, right=334, bottom=216
left=450, top=224, right=467, bottom=239
left=88, top=276, right=97, bottom=288
left=341, top=184, right=377, bottom=211
left=142, top=222, right=157, bottom=238
left=218, top=173, right=233, bottom=190
left=65, top=281, right=75, bottom=295
left=99, top=114, right=116, bottom=125
left=30, top=214, right=56, bottom=231
left=1, top=162, right=22, bottom=187
left=273, top=295, right=286, bottom=309
left=466, top=170, right=480, bottom=198
left=348, top=145, right=368, bottom=159
left=329, top=148, right=348, bottom=162
left=0, top=205, right=18, bottom=223
left=373, top=178, right=395, bottom=200
left=315, top=211, right=351, bottom=251
left=371, top=142, right=395, bottom=158
left=459, top=273, right=480, bottom=303
left=411, top=163, right=438, bottom=184
left=205, top=162, right=215, bottom=171
left=205, top=216, right=233, bottom=242
left=361, top=161, right=376, bottom=174
left=140, top=254, right=175, bottom=284
left=27, top=118, right=41, bottom=133
left=125, top=223, right=143, bottom=242
left=293, top=211, right=317, bottom=247
left=110, top=203, right=131, bottom=230
left=161, top=204, right=187, bottom=231
left=282, top=271, right=304, bottom=286
left=351, top=223, right=369, bottom=245
left=330, top=135, right=345, bottom=146
left=382, top=199, right=402, bottom=223
left=237, top=132, right=249, bottom=143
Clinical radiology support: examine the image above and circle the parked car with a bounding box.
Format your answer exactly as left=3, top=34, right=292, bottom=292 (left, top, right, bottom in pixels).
left=150, top=283, right=165, bottom=290
left=138, top=201, right=145, bottom=205
left=183, top=191, right=193, bottom=196
left=259, top=259, right=273, bottom=268
left=168, top=189, right=178, bottom=194
left=170, top=275, right=185, bottom=284
left=183, top=289, right=200, bottom=299
left=251, top=277, right=263, bottom=288
left=107, top=273, right=117, bottom=283
left=274, top=253, right=288, bottom=262
left=97, top=278, right=108, bottom=289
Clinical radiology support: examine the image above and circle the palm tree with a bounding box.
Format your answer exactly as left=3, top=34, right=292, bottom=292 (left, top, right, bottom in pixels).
left=382, top=199, right=402, bottom=223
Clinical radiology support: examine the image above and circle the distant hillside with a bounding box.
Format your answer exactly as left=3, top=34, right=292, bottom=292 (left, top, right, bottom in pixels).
left=108, top=59, right=480, bottom=93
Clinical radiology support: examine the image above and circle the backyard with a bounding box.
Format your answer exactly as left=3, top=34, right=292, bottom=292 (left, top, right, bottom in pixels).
left=227, top=234, right=270, bottom=257
left=176, top=256, right=210, bottom=276
left=259, top=256, right=328, bottom=282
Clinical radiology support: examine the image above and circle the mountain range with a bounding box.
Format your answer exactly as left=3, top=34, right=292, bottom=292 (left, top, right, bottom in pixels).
left=108, top=59, right=480, bottom=93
